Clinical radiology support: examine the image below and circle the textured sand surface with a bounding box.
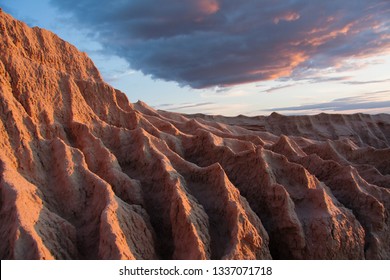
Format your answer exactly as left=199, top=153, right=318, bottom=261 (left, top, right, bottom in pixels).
left=1, top=10, right=389, bottom=259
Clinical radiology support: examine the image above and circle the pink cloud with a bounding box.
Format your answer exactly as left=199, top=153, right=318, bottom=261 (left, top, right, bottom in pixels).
left=273, top=12, right=300, bottom=24
left=196, top=0, right=220, bottom=15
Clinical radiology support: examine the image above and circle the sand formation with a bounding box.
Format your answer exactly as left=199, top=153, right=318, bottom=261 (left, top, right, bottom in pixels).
left=0, top=10, right=389, bottom=260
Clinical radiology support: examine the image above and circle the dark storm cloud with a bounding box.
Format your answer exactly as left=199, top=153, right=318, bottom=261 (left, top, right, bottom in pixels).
left=50, top=0, right=390, bottom=88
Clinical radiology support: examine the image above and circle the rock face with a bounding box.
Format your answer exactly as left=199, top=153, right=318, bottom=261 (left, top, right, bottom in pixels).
left=0, top=10, right=389, bottom=260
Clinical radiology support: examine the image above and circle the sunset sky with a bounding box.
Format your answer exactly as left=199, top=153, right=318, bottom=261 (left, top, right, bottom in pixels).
left=1, top=0, right=389, bottom=116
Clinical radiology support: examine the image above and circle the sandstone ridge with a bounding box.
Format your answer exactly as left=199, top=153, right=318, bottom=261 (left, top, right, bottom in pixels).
left=1, top=10, right=389, bottom=259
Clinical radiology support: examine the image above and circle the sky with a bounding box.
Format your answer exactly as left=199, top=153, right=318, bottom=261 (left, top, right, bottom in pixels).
left=1, top=0, right=390, bottom=116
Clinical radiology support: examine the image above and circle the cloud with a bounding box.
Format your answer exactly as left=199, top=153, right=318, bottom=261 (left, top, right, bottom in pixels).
left=156, top=103, right=174, bottom=108
left=273, top=12, right=300, bottom=24
left=342, top=78, right=390, bottom=85
left=200, top=87, right=254, bottom=98
left=50, top=0, right=390, bottom=88
left=262, top=75, right=355, bottom=93
left=307, top=76, right=352, bottom=83
left=105, top=70, right=136, bottom=83
left=265, top=90, right=390, bottom=113
left=264, top=84, right=296, bottom=93
left=154, top=101, right=248, bottom=116
left=158, top=102, right=214, bottom=111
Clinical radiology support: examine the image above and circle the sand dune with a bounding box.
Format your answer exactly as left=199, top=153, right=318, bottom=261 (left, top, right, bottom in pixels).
left=0, top=9, right=389, bottom=259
